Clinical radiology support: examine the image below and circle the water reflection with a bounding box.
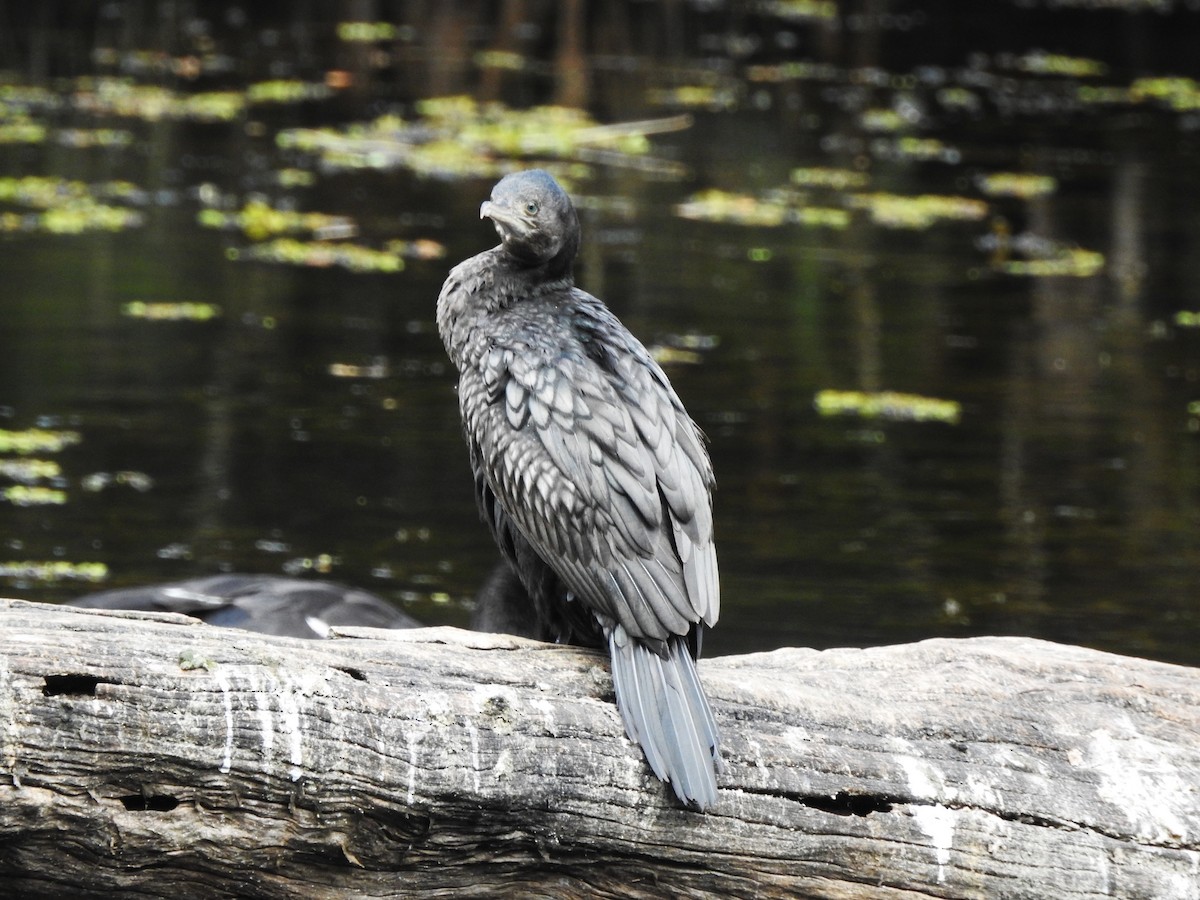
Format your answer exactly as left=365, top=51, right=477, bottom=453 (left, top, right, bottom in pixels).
left=0, top=2, right=1197, bottom=666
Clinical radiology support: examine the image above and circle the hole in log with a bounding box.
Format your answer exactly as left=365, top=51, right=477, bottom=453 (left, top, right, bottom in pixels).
left=42, top=674, right=115, bottom=697
left=336, top=666, right=367, bottom=682
left=119, top=795, right=181, bottom=812
left=803, top=791, right=894, bottom=817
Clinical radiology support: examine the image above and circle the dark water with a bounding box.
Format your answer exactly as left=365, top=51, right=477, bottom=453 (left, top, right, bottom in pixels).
left=1, top=2, right=1199, bottom=665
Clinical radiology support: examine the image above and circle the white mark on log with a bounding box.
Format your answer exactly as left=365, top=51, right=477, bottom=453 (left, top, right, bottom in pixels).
left=469, top=723, right=481, bottom=793
left=253, top=677, right=275, bottom=774
left=1086, top=725, right=1192, bottom=845
left=911, top=804, right=956, bottom=884
left=405, top=730, right=420, bottom=806
left=0, top=656, right=17, bottom=775
left=277, top=672, right=306, bottom=782
left=532, top=696, right=557, bottom=736
left=782, top=725, right=811, bottom=747
left=493, top=748, right=512, bottom=780
left=897, top=750, right=945, bottom=800
left=212, top=669, right=234, bottom=774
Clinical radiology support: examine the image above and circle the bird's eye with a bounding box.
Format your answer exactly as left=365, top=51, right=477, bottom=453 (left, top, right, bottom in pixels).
left=525, top=200, right=539, bottom=215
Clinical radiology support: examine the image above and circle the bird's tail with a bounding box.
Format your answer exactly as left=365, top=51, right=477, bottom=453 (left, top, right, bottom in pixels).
left=608, top=627, right=724, bottom=811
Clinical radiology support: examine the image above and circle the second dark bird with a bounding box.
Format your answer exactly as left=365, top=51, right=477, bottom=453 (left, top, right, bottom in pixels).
left=437, top=169, right=723, bottom=810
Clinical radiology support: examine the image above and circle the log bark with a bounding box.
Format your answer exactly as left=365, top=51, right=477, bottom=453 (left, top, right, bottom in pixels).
left=1, top=598, right=1198, bottom=899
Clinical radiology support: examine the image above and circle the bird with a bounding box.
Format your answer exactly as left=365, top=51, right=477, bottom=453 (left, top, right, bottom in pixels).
left=68, top=574, right=420, bottom=638
left=437, top=168, right=723, bottom=810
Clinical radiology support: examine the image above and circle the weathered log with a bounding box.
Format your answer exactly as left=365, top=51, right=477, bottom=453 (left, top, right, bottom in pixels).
left=0, top=598, right=1197, bottom=899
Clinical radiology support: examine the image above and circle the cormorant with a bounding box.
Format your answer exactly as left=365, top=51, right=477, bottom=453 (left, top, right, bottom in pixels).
left=69, top=574, right=420, bottom=638
left=437, top=169, right=723, bottom=810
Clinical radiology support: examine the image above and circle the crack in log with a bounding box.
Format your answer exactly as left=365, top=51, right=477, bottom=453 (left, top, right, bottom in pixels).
left=741, top=786, right=899, bottom=816
left=42, top=674, right=118, bottom=697
left=118, top=794, right=180, bottom=812
left=744, top=787, right=1200, bottom=853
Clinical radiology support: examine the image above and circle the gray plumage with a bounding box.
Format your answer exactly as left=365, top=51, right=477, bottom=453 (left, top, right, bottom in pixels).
left=437, top=169, right=723, bottom=810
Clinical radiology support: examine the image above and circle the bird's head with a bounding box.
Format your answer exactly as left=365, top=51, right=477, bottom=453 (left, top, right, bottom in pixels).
left=481, top=169, right=580, bottom=273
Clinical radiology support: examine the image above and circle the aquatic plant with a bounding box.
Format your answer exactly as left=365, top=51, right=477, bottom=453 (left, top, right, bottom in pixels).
left=848, top=192, right=988, bottom=229
left=246, top=80, right=333, bottom=105
left=860, top=108, right=909, bottom=132
left=815, top=390, right=962, bottom=424
left=121, top=302, right=222, bottom=321
left=0, top=119, right=46, bottom=144
left=0, top=429, right=82, bottom=454
left=1001, top=247, right=1104, bottom=277
left=760, top=0, right=839, bottom=20
left=675, top=189, right=849, bottom=228
left=0, top=459, right=61, bottom=484
left=0, top=561, right=108, bottom=583
left=55, top=128, right=134, bottom=148
left=1130, top=76, right=1200, bottom=111
left=790, top=167, right=870, bottom=190
left=277, top=97, right=679, bottom=178
left=977, top=173, right=1057, bottom=198
left=336, top=22, right=398, bottom=42
left=3, top=485, right=67, bottom=506
left=0, top=176, right=143, bottom=234
left=1013, top=51, right=1106, bottom=78
left=197, top=200, right=356, bottom=241
left=72, top=77, right=245, bottom=121
left=328, top=361, right=389, bottom=379
left=872, top=137, right=961, bottom=163
left=231, top=238, right=405, bottom=273
left=1173, top=311, right=1200, bottom=328
left=646, top=84, right=739, bottom=111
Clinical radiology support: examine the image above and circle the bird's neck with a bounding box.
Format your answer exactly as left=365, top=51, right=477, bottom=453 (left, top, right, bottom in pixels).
left=490, top=248, right=575, bottom=307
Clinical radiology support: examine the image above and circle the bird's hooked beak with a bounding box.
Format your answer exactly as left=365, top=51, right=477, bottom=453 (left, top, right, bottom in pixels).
left=480, top=198, right=526, bottom=242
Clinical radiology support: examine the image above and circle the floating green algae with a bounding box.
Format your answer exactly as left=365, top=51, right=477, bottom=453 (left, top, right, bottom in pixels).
left=1013, top=51, right=1107, bottom=78
left=815, top=390, right=962, bottom=424
left=246, top=80, right=332, bottom=105
left=0, top=459, right=61, bottom=483
left=0, top=560, right=108, bottom=584
left=790, top=167, right=870, bottom=190
left=1001, top=247, right=1104, bottom=277
left=197, top=200, right=356, bottom=241
left=0, top=176, right=143, bottom=234
left=121, top=301, right=222, bottom=322
left=73, top=77, right=245, bottom=122
left=276, top=168, right=317, bottom=188
left=645, top=84, right=739, bottom=111
left=1129, top=76, right=1200, bottom=111
left=0, top=119, right=46, bottom=144
left=3, top=485, right=67, bottom=506
left=55, top=127, right=134, bottom=148
left=277, top=96, right=682, bottom=178
left=873, top=137, right=961, bottom=163
left=761, top=0, right=839, bottom=20
left=675, top=189, right=849, bottom=228
left=231, top=238, right=405, bottom=273
left=0, top=429, right=82, bottom=455
left=860, top=108, right=910, bottom=132
left=977, top=173, right=1058, bottom=198
left=336, top=21, right=398, bottom=42
left=1175, top=311, right=1200, bottom=328
left=848, top=192, right=988, bottom=229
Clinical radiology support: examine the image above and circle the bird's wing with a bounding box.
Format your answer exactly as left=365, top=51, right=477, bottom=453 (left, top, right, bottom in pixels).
left=459, top=292, right=718, bottom=647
